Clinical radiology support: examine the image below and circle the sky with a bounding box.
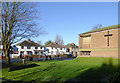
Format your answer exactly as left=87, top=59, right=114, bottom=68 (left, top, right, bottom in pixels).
left=31, top=2, right=118, bottom=46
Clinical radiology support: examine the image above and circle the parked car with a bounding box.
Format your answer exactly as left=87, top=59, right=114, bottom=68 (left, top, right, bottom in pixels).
left=68, top=54, right=72, bottom=58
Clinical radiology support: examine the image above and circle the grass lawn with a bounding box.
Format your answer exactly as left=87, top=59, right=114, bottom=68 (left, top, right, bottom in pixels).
left=1, top=57, right=120, bottom=83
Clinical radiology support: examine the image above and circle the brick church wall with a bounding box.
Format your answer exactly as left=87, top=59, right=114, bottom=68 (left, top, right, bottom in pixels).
left=79, top=28, right=119, bottom=58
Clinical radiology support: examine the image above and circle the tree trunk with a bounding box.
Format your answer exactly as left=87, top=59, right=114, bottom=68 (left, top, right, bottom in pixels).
left=5, top=50, right=10, bottom=64
left=6, top=56, right=10, bottom=64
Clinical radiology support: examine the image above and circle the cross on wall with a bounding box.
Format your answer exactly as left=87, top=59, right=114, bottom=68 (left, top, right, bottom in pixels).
left=104, top=31, right=113, bottom=47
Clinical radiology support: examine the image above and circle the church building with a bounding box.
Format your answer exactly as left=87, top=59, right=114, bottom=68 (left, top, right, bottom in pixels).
left=79, top=25, right=120, bottom=58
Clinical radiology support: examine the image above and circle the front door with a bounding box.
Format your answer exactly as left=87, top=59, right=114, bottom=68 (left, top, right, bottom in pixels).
left=20, top=51, right=24, bottom=58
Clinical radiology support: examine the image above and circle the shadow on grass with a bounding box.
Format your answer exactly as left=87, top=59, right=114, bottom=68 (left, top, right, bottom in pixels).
left=9, top=64, right=39, bottom=71
left=65, top=58, right=120, bottom=83
left=2, top=58, right=120, bottom=83
left=1, top=78, right=25, bottom=83
left=22, top=59, right=120, bottom=83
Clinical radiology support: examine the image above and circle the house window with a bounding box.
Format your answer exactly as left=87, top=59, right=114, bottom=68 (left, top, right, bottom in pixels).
left=51, top=51, right=53, bottom=55
left=20, top=51, right=24, bottom=55
left=76, top=52, right=77, bottom=55
left=27, top=51, right=32, bottom=55
left=35, top=47, right=38, bottom=49
left=52, top=47, right=53, bottom=49
left=47, top=49, right=49, bottom=52
left=41, top=47, right=42, bottom=49
left=27, top=46, right=31, bottom=49
left=66, top=48, right=70, bottom=52
left=21, top=46, right=24, bottom=49
left=72, top=51, right=73, bottom=54
left=35, top=52, right=38, bottom=54
left=60, top=48, right=62, bottom=50
left=2, top=52, right=3, bottom=56
left=82, top=36, right=91, bottom=48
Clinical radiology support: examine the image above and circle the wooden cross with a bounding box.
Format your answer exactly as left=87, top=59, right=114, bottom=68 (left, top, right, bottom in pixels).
left=104, top=31, right=112, bottom=46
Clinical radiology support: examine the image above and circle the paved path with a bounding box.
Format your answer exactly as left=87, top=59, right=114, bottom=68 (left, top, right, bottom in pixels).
left=0, top=57, right=75, bottom=63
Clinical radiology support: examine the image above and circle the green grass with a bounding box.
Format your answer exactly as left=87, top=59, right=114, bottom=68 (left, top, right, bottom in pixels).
left=1, top=57, right=120, bottom=83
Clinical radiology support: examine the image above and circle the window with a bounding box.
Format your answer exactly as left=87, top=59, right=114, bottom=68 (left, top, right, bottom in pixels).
left=51, top=51, right=53, bottom=55
left=27, top=51, right=32, bottom=55
left=20, top=51, right=24, bottom=55
left=72, top=51, right=73, bottom=54
left=14, top=52, right=18, bottom=54
left=52, top=47, right=53, bottom=49
left=35, top=52, right=38, bottom=54
left=76, top=52, right=77, bottom=55
left=81, top=51, right=91, bottom=56
left=27, top=46, right=31, bottom=49
left=35, top=47, right=38, bottom=49
left=21, top=46, right=24, bottom=49
left=60, top=48, right=62, bottom=50
left=82, top=36, right=91, bottom=48
left=41, top=47, right=42, bottom=49
left=66, top=48, right=70, bottom=52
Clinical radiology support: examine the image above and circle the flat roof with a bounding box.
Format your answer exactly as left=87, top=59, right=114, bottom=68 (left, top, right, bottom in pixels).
left=79, top=25, right=120, bottom=36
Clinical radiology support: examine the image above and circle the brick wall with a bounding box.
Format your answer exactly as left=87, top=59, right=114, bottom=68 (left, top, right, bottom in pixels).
left=79, top=28, right=119, bottom=58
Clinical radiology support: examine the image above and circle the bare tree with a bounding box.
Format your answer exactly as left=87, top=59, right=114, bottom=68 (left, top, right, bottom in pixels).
left=92, top=24, right=102, bottom=30
left=60, top=38, right=64, bottom=46
left=0, top=2, right=44, bottom=64
left=55, top=34, right=64, bottom=45
left=37, top=41, right=42, bottom=45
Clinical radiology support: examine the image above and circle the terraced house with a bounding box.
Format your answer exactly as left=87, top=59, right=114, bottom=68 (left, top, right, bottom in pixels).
left=44, top=41, right=70, bottom=55
left=12, top=39, right=45, bottom=58
left=12, top=40, right=71, bottom=58
left=79, top=25, right=120, bottom=58
left=65, top=43, right=79, bottom=57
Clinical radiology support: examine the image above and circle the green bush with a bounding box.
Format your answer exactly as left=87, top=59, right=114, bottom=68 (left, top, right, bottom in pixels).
left=32, top=54, right=40, bottom=56
left=63, top=53, right=68, bottom=55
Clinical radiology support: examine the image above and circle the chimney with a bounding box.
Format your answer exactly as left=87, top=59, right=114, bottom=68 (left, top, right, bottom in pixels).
left=72, top=43, right=74, bottom=45
left=28, top=39, right=31, bottom=41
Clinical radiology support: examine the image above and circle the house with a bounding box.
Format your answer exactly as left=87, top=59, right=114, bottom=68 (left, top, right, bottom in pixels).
left=12, top=40, right=71, bottom=58
left=65, top=43, right=79, bottom=57
left=0, top=41, right=13, bottom=59
left=44, top=41, right=69, bottom=55
left=12, top=39, right=45, bottom=58
left=78, top=25, right=120, bottom=58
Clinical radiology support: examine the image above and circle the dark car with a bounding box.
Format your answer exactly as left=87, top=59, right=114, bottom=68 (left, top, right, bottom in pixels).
left=68, top=54, right=72, bottom=58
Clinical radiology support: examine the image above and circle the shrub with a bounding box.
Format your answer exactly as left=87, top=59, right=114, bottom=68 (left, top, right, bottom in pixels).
left=63, top=53, right=68, bottom=55
left=33, top=54, right=40, bottom=56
